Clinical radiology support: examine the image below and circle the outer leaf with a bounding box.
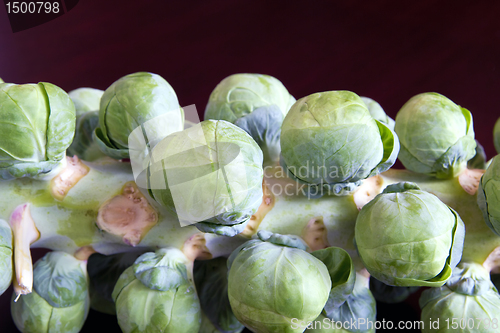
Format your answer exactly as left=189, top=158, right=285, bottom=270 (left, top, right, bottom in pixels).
left=369, top=277, right=419, bottom=304
left=0, top=219, right=12, bottom=296
left=495, top=117, right=500, bottom=154
left=234, top=105, right=283, bottom=166
left=133, top=248, right=189, bottom=291
left=87, top=250, right=147, bottom=314
left=367, top=120, right=400, bottom=177
left=40, top=82, right=77, bottom=162
left=67, top=111, right=107, bottom=161
left=467, top=140, right=487, bottom=170
left=361, top=96, right=395, bottom=131
left=93, top=127, right=130, bottom=160
left=33, top=251, right=87, bottom=308
left=68, top=87, right=104, bottom=117
left=311, top=247, right=355, bottom=311
left=194, top=257, right=244, bottom=333
left=319, top=274, right=376, bottom=333
left=478, top=155, right=500, bottom=236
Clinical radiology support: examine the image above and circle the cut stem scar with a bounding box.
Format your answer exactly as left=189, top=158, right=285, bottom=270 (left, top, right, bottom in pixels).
left=9, top=204, right=40, bottom=301
left=458, top=168, right=485, bottom=195
left=302, top=216, right=330, bottom=251
left=97, top=182, right=158, bottom=246
left=353, top=175, right=383, bottom=210
left=182, top=233, right=212, bottom=262
left=50, top=155, right=90, bottom=201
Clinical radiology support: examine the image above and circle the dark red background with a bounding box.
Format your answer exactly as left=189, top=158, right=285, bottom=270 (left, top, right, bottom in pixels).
left=0, top=0, right=499, bottom=332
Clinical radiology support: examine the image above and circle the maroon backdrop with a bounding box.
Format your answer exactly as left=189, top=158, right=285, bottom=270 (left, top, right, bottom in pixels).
left=0, top=1, right=499, bottom=332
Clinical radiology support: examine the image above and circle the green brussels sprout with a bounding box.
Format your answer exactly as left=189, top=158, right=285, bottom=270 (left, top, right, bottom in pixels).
left=11, top=251, right=89, bottom=333
left=395, top=92, right=476, bottom=178
left=360, top=96, right=395, bottom=131
left=68, top=87, right=104, bottom=117
left=0, top=82, right=76, bottom=179
left=0, top=219, right=13, bottom=296
left=478, top=155, right=500, bottom=236
left=148, top=120, right=263, bottom=236
left=194, top=257, right=244, bottom=333
left=420, top=263, right=500, bottom=333
left=355, top=182, right=465, bottom=287
left=112, top=248, right=201, bottom=333
left=0, top=77, right=4, bottom=83
left=369, top=276, right=419, bottom=304
left=94, top=72, right=184, bottom=159
left=204, top=73, right=295, bottom=166
left=67, top=111, right=107, bottom=161
left=494, top=117, right=500, bottom=154
left=280, top=91, right=399, bottom=197
left=227, top=231, right=332, bottom=333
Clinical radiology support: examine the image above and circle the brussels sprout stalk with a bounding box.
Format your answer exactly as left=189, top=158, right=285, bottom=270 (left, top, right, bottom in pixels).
left=0, top=160, right=499, bottom=282
left=9, top=204, right=40, bottom=300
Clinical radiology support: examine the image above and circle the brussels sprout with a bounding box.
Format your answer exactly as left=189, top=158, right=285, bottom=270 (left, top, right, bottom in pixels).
left=0, top=219, right=13, bottom=296
left=395, top=92, right=476, bottom=178
left=360, top=96, right=395, bottom=131
left=67, top=111, right=107, bottom=161
left=194, top=257, right=244, bottom=333
left=355, top=182, right=465, bottom=287
left=0, top=77, right=4, bottom=83
left=0, top=82, right=76, bottom=179
left=68, top=87, right=103, bottom=117
left=94, top=72, right=184, bottom=159
left=11, top=251, right=89, bottom=333
left=204, top=73, right=295, bottom=166
left=369, top=276, right=419, bottom=304
left=148, top=120, right=263, bottom=236
left=280, top=91, right=399, bottom=197
left=420, top=263, right=500, bottom=332
left=227, top=231, right=331, bottom=333
left=494, top=117, right=500, bottom=155
left=112, top=248, right=201, bottom=333
left=478, top=155, right=500, bottom=236
left=467, top=140, right=487, bottom=170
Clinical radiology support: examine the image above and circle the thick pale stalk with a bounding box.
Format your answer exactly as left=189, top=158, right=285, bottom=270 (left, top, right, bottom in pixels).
left=0, top=160, right=497, bottom=273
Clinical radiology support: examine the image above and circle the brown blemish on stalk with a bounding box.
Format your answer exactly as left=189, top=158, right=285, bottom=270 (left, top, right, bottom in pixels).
left=10, top=204, right=40, bottom=301
left=353, top=175, right=383, bottom=210
left=183, top=233, right=212, bottom=262
left=96, top=182, right=158, bottom=246
left=241, top=180, right=275, bottom=237
left=458, top=168, right=485, bottom=195
left=50, top=155, right=90, bottom=201
left=302, top=216, right=330, bottom=251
